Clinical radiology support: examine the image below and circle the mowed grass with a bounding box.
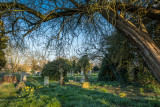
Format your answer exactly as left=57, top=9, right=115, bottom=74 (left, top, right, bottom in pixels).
left=0, top=74, right=160, bottom=107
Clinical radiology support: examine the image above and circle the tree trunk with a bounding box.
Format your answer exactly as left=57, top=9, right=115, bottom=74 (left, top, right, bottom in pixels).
left=101, top=8, right=160, bottom=83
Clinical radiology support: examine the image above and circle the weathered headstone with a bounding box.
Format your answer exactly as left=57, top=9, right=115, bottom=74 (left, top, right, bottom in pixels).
left=82, top=82, right=89, bottom=88
left=23, top=74, right=27, bottom=82
left=44, top=76, right=49, bottom=86
left=20, top=71, right=26, bottom=82
left=59, top=68, right=65, bottom=86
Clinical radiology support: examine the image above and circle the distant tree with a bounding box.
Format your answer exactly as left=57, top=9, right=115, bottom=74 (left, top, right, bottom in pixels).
left=41, top=58, right=71, bottom=80
left=78, top=55, right=91, bottom=82
left=23, top=50, right=49, bottom=71
left=4, top=43, right=23, bottom=72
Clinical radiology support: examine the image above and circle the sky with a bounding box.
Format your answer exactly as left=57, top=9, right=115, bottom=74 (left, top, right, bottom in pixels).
left=3, top=0, right=115, bottom=65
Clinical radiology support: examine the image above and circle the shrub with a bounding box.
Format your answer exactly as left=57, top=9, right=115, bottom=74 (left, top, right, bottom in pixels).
left=47, top=98, right=61, bottom=107
left=41, top=58, right=71, bottom=80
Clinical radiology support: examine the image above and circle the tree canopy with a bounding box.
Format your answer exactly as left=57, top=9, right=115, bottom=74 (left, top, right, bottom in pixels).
left=0, top=21, right=8, bottom=70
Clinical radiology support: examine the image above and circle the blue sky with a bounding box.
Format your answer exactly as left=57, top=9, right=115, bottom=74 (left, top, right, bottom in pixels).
left=3, top=0, right=115, bottom=62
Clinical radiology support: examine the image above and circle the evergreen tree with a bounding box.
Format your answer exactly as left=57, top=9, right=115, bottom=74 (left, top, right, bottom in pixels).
left=41, top=58, right=71, bottom=80
left=78, top=55, right=91, bottom=82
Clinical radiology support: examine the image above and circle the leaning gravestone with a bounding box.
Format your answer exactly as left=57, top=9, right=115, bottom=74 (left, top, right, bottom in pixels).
left=44, top=76, right=49, bottom=86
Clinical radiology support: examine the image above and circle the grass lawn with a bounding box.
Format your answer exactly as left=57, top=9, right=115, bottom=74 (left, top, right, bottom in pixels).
left=0, top=73, right=160, bottom=107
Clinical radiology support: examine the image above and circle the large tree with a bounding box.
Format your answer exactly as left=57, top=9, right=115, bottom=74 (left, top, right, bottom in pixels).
left=0, top=21, right=8, bottom=70
left=1, top=0, right=160, bottom=83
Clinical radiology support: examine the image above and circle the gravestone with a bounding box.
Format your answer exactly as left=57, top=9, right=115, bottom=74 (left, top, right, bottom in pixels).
left=44, top=76, right=49, bottom=86
left=82, top=82, right=89, bottom=88
left=23, top=74, right=27, bottom=82
left=59, top=68, right=65, bottom=86
left=20, top=71, right=26, bottom=82
left=16, top=71, right=27, bottom=89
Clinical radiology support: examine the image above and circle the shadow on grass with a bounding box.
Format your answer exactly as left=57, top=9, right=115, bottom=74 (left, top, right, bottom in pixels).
left=33, top=82, right=160, bottom=107
left=1, top=77, right=160, bottom=107
left=25, top=76, right=44, bottom=87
